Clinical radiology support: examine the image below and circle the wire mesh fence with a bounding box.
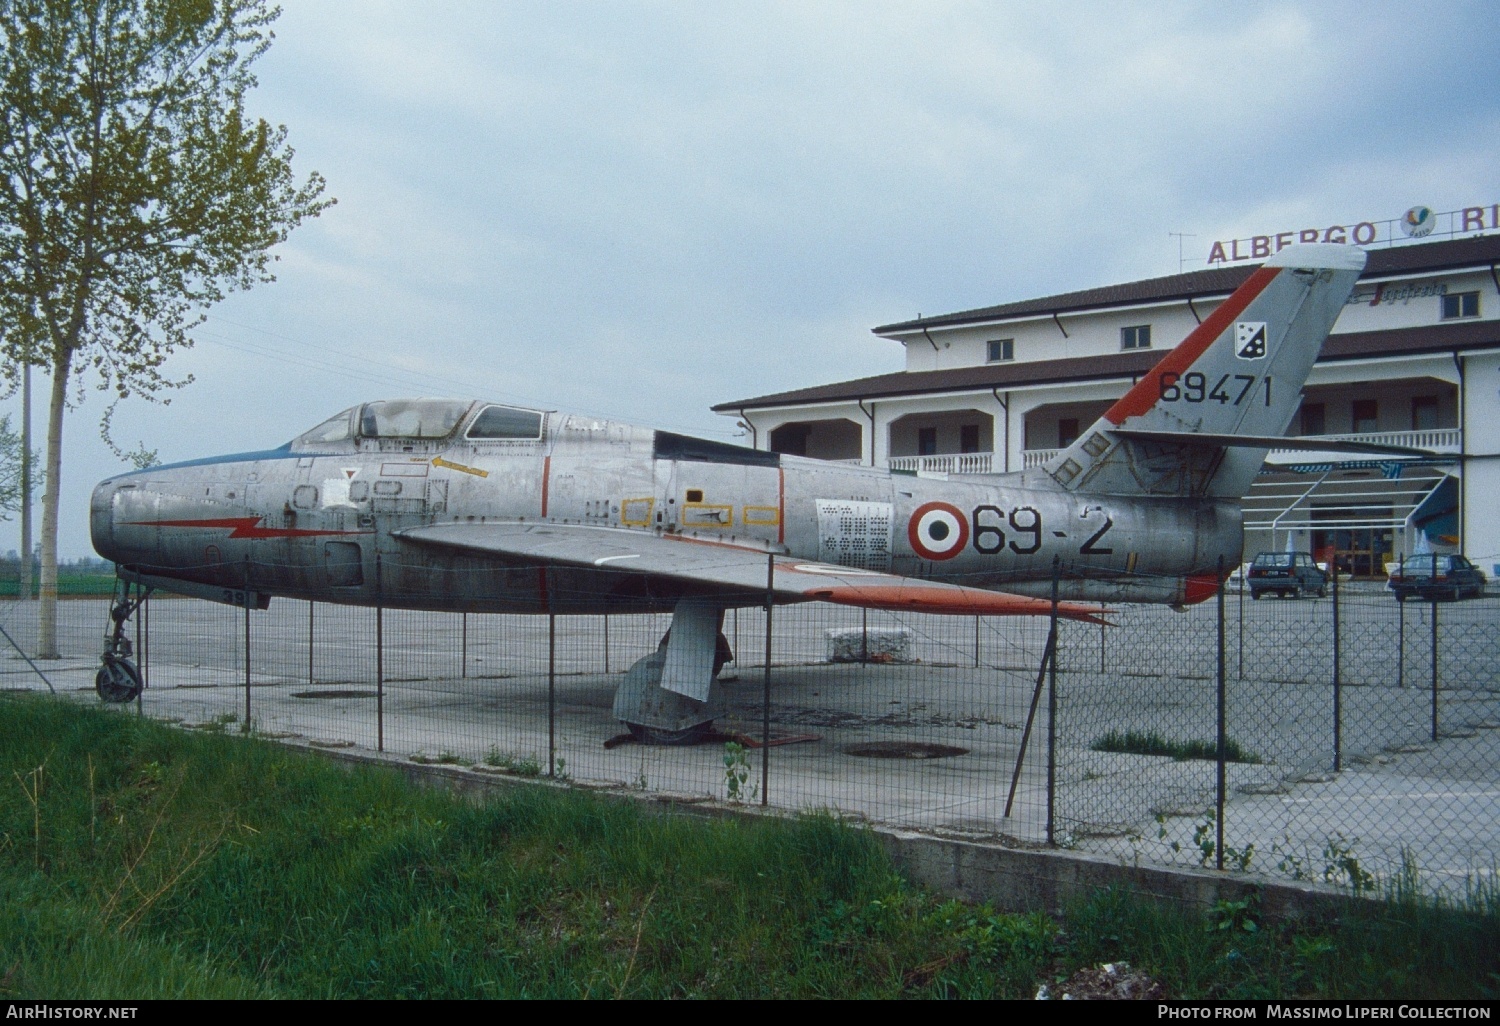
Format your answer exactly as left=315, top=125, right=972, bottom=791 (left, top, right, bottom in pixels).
left=2, top=561, right=1496, bottom=898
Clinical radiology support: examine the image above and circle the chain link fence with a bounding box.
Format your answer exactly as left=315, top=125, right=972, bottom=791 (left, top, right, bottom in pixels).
left=2, top=562, right=1496, bottom=898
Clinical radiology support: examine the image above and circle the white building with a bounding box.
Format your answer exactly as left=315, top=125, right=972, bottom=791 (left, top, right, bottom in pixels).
left=714, top=235, right=1500, bottom=577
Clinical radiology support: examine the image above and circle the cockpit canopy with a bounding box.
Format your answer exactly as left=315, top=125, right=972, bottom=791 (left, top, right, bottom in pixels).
left=290, top=399, right=546, bottom=449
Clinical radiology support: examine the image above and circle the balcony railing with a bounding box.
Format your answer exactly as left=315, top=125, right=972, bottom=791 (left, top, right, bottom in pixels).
left=887, top=453, right=995, bottom=475
left=1270, top=428, right=1462, bottom=454
left=874, top=429, right=1463, bottom=477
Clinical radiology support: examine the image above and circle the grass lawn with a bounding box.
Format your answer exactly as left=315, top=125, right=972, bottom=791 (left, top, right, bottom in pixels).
left=0, top=694, right=1496, bottom=999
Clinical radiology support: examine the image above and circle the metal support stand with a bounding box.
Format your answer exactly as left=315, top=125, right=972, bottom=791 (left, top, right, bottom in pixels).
left=762, top=553, right=773, bottom=807
left=548, top=613, right=557, bottom=777
left=1004, top=629, right=1056, bottom=819
left=1215, top=556, right=1226, bottom=870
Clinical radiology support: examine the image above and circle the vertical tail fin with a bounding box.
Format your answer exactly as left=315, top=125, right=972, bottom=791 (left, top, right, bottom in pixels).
left=1042, top=243, right=1365, bottom=498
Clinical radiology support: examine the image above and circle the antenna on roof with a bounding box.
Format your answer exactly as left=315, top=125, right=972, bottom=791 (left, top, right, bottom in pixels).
left=1168, top=232, right=1196, bottom=273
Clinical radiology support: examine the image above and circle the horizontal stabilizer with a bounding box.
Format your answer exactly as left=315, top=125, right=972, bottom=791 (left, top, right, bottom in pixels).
left=1110, top=429, right=1437, bottom=458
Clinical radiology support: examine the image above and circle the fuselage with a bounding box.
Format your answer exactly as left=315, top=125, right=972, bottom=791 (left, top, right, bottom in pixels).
left=91, top=399, right=1240, bottom=612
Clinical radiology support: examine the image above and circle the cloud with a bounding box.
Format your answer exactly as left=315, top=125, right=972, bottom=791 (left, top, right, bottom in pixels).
left=21, top=0, right=1500, bottom=554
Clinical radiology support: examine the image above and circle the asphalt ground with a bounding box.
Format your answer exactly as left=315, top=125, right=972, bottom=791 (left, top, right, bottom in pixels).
left=1, top=583, right=1494, bottom=896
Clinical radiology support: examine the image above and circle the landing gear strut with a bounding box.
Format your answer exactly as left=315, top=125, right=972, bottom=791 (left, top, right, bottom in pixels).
left=614, top=597, right=734, bottom=745
left=96, top=580, right=149, bottom=703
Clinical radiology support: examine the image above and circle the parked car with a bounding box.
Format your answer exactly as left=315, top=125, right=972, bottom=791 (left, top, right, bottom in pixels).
left=1387, top=554, right=1487, bottom=602
left=1247, top=552, right=1327, bottom=599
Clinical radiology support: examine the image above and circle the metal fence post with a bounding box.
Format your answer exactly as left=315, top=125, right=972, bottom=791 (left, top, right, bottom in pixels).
left=1216, top=556, right=1226, bottom=870
left=975, top=615, right=982, bottom=669
left=1098, top=603, right=1106, bottom=673
left=1046, top=556, right=1059, bottom=846
left=602, top=613, right=609, bottom=674
left=376, top=605, right=384, bottom=752
left=1431, top=599, right=1440, bottom=741
left=1397, top=592, right=1405, bottom=688
left=762, top=552, right=773, bottom=807
left=548, top=613, right=557, bottom=777
left=461, top=611, right=468, bottom=678
left=244, top=601, right=252, bottom=730
left=308, top=601, right=315, bottom=685
left=1237, top=563, right=1245, bottom=680
left=1332, top=561, right=1342, bottom=772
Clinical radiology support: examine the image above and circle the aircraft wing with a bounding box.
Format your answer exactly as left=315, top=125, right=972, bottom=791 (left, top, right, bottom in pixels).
left=396, top=522, right=1105, bottom=622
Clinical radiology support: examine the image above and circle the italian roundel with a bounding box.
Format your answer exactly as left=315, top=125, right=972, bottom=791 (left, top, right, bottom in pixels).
left=908, top=501, right=969, bottom=560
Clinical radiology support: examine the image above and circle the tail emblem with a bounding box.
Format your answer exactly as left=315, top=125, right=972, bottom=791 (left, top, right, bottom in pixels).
left=1235, top=321, right=1268, bottom=360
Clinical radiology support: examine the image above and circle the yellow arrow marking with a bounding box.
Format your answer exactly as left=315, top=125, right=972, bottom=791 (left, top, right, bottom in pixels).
left=431, top=456, right=489, bottom=478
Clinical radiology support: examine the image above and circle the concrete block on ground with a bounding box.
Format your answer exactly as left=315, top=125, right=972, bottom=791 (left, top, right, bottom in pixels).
left=825, top=627, right=914, bottom=664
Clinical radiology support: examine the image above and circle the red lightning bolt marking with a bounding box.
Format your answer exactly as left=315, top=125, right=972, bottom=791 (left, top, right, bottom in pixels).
left=129, top=517, right=370, bottom=539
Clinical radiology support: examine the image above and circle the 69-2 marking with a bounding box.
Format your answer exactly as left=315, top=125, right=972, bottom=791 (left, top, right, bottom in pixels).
left=1159, top=371, right=1271, bottom=406
left=967, top=505, right=1113, bottom=557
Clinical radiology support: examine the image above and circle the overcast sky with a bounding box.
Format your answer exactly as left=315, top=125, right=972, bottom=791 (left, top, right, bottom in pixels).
left=20, top=0, right=1500, bottom=557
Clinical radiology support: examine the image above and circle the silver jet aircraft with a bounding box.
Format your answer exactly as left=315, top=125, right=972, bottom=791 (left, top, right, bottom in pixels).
left=91, top=244, right=1373, bottom=741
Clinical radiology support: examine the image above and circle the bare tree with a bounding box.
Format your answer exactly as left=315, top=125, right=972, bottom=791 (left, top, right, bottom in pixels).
left=0, top=0, right=332, bottom=655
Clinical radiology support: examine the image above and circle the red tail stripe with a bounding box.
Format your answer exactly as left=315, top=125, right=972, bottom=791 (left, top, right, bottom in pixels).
left=1104, top=266, right=1281, bottom=425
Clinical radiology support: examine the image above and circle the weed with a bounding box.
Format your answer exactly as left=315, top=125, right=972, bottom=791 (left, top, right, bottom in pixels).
left=1321, top=834, right=1376, bottom=894
left=1207, top=893, right=1260, bottom=935
left=483, top=748, right=541, bottom=776
left=723, top=742, right=756, bottom=802
left=1161, top=811, right=1253, bottom=870
left=195, top=712, right=239, bottom=735
left=1092, top=730, right=1260, bottom=764
left=1269, top=834, right=1376, bottom=894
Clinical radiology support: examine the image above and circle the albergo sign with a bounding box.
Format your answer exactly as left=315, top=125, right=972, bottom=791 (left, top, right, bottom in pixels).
left=1207, top=203, right=1500, bottom=265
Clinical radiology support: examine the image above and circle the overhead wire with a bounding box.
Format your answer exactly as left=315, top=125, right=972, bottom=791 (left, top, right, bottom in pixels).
left=198, top=314, right=743, bottom=439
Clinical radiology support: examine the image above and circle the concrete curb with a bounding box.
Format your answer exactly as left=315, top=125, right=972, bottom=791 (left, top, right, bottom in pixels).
left=288, top=734, right=1370, bottom=924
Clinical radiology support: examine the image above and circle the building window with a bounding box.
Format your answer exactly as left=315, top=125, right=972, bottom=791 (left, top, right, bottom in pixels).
left=1058, top=418, right=1079, bottom=448
left=986, top=338, right=1014, bottom=363
left=1121, top=325, right=1151, bottom=350
left=1300, top=402, right=1326, bottom=436
left=1440, top=291, right=1479, bottom=320
left=1352, top=399, right=1378, bottom=434
left=918, top=427, right=937, bottom=456
left=960, top=424, right=980, bottom=453
left=1411, top=396, right=1439, bottom=431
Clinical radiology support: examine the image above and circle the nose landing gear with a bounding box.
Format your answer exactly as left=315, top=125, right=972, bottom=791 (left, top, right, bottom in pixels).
left=96, top=581, right=150, bottom=704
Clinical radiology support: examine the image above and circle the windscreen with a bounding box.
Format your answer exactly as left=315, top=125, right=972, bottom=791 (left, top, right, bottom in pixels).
left=293, top=407, right=357, bottom=446
left=359, top=400, right=472, bottom=439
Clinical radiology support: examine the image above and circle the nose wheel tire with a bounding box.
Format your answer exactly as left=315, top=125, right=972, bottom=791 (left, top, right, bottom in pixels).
left=96, top=659, right=142, bottom=703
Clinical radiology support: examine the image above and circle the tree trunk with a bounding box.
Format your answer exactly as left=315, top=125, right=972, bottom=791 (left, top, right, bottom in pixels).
left=20, top=361, right=33, bottom=601
left=36, top=347, right=71, bottom=659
